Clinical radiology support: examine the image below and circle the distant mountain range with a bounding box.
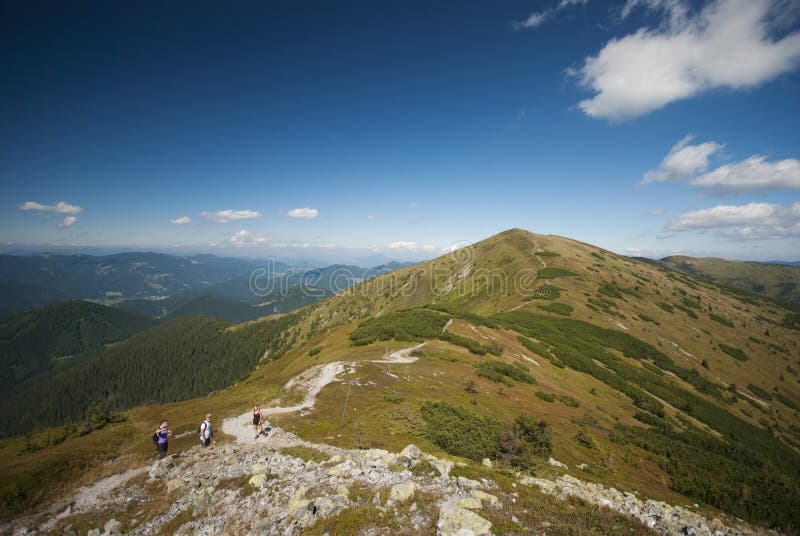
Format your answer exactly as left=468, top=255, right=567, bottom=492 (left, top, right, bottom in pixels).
left=0, top=252, right=416, bottom=317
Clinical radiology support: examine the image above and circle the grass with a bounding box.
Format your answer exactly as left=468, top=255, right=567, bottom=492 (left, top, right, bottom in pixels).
left=537, top=267, right=576, bottom=279
left=280, top=445, right=330, bottom=463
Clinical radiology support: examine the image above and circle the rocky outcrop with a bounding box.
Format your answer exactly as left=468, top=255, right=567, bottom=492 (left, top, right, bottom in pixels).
left=4, top=429, right=765, bottom=536
left=522, top=474, right=755, bottom=536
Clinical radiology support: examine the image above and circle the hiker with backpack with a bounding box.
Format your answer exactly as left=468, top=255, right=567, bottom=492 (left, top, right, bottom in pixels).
left=153, top=420, right=172, bottom=458
left=198, top=414, right=212, bottom=448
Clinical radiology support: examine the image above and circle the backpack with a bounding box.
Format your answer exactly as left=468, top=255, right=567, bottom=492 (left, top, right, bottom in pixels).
left=198, top=421, right=210, bottom=438
left=152, top=432, right=158, bottom=444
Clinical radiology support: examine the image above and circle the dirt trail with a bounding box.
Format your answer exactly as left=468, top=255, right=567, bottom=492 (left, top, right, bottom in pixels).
left=221, top=343, right=424, bottom=444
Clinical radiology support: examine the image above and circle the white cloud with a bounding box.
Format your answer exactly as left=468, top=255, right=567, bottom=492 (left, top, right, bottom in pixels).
left=17, top=200, right=83, bottom=214
left=287, top=207, right=319, bottom=219
left=228, top=229, right=266, bottom=247
left=667, top=202, right=780, bottom=229
left=201, top=209, right=260, bottom=223
left=170, top=216, right=192, bottom=225
left=690, top=155, right=800, bottom=194
left=560, top=0, right=590, bottom=7
left=387, top=241, right=436, bottom=252
left=514, top=11, right=553, bottom=29
left=574, top=0, right=800, bottom=120
left=58, top=216, right=77, bottom=228
left=642, top=135, right=724, bottom=184
left=649, top=209, right=665, bottom=217
left=366, top=214, right=383, bottom=220
left=667, top=201, right=800, bottom=239
left=409, top=202, right=418, bottom=209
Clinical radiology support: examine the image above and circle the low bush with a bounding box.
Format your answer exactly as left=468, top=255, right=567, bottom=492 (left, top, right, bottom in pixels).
left=719, top=344, right=749, bottom=362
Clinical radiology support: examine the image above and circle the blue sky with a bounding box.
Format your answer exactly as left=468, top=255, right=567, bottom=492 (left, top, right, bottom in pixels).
left=1, top=0, right=799, bottom=262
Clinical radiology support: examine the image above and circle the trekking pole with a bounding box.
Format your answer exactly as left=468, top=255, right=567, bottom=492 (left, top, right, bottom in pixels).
left=339, top=382, right=353, bottom=429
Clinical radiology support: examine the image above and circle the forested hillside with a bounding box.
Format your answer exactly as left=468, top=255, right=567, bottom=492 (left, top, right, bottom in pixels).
left=0, top=313, right=300, bottom=437
left=0, top=301, right=154, bottom=394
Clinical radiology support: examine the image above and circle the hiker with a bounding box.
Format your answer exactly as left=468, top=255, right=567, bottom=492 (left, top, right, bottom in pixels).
left=199, top=413, right=212, bottom=448
left=253, top=405, right=263, bottom=439
left=154, top=420, right=172, bottom=458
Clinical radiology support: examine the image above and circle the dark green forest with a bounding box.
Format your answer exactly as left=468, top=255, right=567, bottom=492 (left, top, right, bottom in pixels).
left=0, top=313, right=300, bottom=437
left=0, top=301, right=155, bottom=394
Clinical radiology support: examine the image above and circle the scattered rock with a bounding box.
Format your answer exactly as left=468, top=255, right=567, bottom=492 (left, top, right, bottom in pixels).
left=437, top=501, right=492, bottom=536
left=457, top=476, right=481, bottom=490
left=400, top=444, right=422, bottom=464
left=430, top=458, right=454, bottom=479
left=481, top=458, right=492, bottom=468
left=389, top=481, right=416, bottom=503
left=547, top=457, right=567, bottom=469
left=248, top=473, right=267, bottom=488
left=471, top=490, right=499, bottom=508
left=148, top=455, right=175, bottom=479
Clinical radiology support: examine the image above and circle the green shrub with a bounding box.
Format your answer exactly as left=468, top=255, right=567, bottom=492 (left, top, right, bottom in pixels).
left=308, top=346, right=323, bottom=356
left=475, top=360, right=536, bottom=385
left=709, top=314, right=734, bottom=328
left=657, top=302, right=674, bottom=313
left=537, top=302, right=573, bottom=316
left=420, top=402, right=552, bottom=466
left=537, top=267, right=576, bottom=279
left=535, top=391, right=555, bottom=402
left=574, top=429, right=595, bottom=449
left=719, top=344, right=749, bottom=362
left=519, top=336, right=552, bottom=358
left=350, top=309, right=447, bottom=346
left=556, top=394, right=580, bottom=407
left=775, top=392, right=800, bottom=412
left=438, top=331, right=499, bottom=355
left=420, top=401, right=505, bottom=461
left=383, top=393, right=404, bottom=404
left=747, top=384, right=773, bottom=401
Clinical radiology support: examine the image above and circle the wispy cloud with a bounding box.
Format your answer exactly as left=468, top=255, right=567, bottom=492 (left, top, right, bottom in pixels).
left=18, top=200, right=83, bottom=228
left=513, top=0, right=589, bottom=30
left=287, top=207, right=319, bottom=219
left=387, top=241, right=437, bottom=252
left=642, top=135, right=724, bottom=184
left=170, top=216, right=192, bottom=225
left=201, top=209, right=260, bottom=223
left=573, top=0, right=800, bottom=120
left=17, top=200, right=83, bottom=214
left=366, top=214, right=383, bottom=220
left=649, top=209, right=665, bottom=217
left=58, top=216, right=78, bottom=228
left=667, top=201, right=800, bottom=239
left=513, top=10, right=553, bottom=29
left=228, top=229, right=266, bottom=247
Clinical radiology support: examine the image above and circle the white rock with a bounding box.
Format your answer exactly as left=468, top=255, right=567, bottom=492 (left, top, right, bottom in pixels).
left=437, top=501, right=492, bottom=536
left=481, top=458, right=492, bottom=468
left=389, top=481, right=416, bottom=503
left=547, top=457, right=567, bottom=469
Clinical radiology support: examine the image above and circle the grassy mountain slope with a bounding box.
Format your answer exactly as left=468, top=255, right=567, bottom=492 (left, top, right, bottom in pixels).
left=0, top=301, right=155, bottom=394
left=2, top=229, right=798, bottom=530
left=660, top=255, right=800, bottom=305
